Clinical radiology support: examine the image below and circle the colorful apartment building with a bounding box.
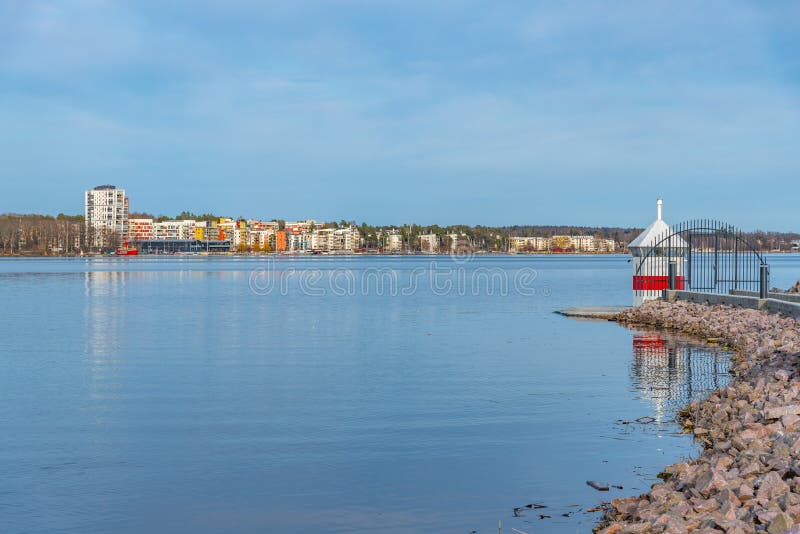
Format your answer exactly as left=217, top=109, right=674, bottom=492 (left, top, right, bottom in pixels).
left=129, top=218, right=154, bottom=241
left=275, top=231, right=287, bottom=251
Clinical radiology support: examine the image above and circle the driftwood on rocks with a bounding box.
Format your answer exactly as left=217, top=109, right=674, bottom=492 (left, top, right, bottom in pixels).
left=596, top=300, right=800, bottom=533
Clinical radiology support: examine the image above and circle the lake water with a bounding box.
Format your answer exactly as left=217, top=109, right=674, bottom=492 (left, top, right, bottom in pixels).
left=1, top=254, right=797, bottom=533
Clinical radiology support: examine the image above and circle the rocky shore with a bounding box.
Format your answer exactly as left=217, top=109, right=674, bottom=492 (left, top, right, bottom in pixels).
left=597, top=300, right=800, bottom=533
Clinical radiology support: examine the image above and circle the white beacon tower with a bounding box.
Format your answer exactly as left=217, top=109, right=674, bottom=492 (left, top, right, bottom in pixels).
left=628, top=198, right=688, bottom=306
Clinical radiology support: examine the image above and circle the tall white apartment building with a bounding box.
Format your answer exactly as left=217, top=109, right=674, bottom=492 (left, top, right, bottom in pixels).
left=85, top=185, right=129, bottom=246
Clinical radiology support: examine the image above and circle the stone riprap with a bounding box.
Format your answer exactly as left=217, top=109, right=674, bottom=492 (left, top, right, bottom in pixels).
left=597, top=300, right=800, bottom=534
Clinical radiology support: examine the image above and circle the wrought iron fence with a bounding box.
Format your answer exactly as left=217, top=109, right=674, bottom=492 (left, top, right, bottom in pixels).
left=633, top=219, right=768, bottom=299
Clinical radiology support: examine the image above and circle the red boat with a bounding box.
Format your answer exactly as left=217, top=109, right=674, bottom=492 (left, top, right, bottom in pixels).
left=116, top=242, right=139, bottom=256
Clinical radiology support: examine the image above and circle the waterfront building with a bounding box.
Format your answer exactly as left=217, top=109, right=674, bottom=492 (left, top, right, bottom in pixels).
left=301, top=226, right=361, bottom=252
left=598, top=238, right=617, bottom=252
left=248, top=220, right=280, bottom=233
left=246, top=221, right=277, bottom=251
left=546, top=235, right=571, bottom=251
left=216, top=218, right=236, bottom=242
left=285, top=220, right=316, bottom=234
left=85, top=185, right=129, bottom=246
left=386, top=230, right=403, bottom=252
left=193, top=221, right=207, bottom=241
left=446, top=233, right=458, bottom=252
left=275, top=231, right=287, bottom=252
left=310, top=228, right=333, bottom=251
left=289, top=232, right=311, bottom=251
left=509, top=236, right=548, bottom=252
left=328, top=226, right=361, bottom=251
left=247, top=230, right=274, bottom=251
left=571, top=235, right=596, bottom=252
left=153, top=219, right=196, bottom=240
left=337, top=226, right=362, bottom=251
left=419, top=234, right=440, bottom=253
left=509, top=235, right=614, bottom=253
left=128, top=218, right=154, bottom=241
left=231, top=220, right=247, bottom=250
left=135, top=239, right=231, bottom=253
left=446, top=233, right=471, bottom=253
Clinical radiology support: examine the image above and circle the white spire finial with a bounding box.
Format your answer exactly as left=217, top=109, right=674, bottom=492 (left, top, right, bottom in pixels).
left=657, top=197, right=663, bottom=221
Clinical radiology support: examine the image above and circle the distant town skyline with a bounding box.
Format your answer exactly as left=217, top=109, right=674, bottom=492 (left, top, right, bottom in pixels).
left=1, top=1, right=799, bottom=231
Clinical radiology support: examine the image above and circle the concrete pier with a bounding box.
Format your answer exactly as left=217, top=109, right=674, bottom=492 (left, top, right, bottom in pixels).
left=556, top=306, right=629, bottom=320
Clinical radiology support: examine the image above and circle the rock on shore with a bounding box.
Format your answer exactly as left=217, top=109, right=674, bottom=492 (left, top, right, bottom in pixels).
left=597, top=300, right=800, bottom=533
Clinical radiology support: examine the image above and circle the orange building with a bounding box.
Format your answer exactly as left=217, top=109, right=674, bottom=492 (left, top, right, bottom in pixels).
left=275, top=230, right=287, bottom=252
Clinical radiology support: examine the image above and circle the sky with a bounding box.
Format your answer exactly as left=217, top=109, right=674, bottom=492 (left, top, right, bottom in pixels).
left=1, top=1, right=798, bottom=230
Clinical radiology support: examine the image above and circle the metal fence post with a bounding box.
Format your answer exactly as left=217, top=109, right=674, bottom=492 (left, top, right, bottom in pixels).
left=668, top=260, right=677, bottom=290
left=760, top=264, right=769, bottom=299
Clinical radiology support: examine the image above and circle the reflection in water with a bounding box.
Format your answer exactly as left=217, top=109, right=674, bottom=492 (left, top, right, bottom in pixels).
left=2, top=256, right=773, bottom=534
left=631, top=333, right=732, bottom=423
left=84, top=271, right=129, bottom=361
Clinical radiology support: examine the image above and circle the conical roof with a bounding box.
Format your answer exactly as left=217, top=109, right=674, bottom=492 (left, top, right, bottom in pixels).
left=628, top=199, right=687, bottom=252
left=628, top=218, right=671, bottom=249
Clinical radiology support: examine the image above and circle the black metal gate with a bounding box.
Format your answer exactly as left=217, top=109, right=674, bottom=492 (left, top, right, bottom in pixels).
left=633, top=219, right=768, bottom=299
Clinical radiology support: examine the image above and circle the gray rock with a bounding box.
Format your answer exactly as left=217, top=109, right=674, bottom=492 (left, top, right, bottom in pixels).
left=768, top=512, right=794, bottom=533
left=696, top=468, right=727, bottom=498
left=606, top=301, right=800, bottom=533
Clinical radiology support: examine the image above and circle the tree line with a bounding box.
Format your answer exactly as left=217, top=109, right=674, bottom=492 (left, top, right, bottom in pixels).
left=1, top=212, right=798, bottom=255
left=0, top=214, right=87, bottom=255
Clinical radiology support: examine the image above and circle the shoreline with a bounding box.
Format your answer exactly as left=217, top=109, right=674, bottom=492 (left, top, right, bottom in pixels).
left=0, top=251, right=631, bottom=259
left=2, top=252, right=798, bottom=259
left=597, top=300, right=800, bottom=533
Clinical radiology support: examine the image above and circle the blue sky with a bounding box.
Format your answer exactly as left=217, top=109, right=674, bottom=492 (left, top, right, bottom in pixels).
left=1, top=1, right=798, bottom=230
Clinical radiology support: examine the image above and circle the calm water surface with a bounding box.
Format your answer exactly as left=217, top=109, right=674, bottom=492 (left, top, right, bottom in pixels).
left=1, top=254, right=797, bottom=533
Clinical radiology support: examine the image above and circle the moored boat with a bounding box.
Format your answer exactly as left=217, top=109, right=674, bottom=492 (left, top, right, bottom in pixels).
left=116, top=242, right=139, bottom=255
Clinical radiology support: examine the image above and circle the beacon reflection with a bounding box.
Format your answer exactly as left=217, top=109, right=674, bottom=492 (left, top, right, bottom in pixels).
left=631, top=333, right=732, bottom=423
